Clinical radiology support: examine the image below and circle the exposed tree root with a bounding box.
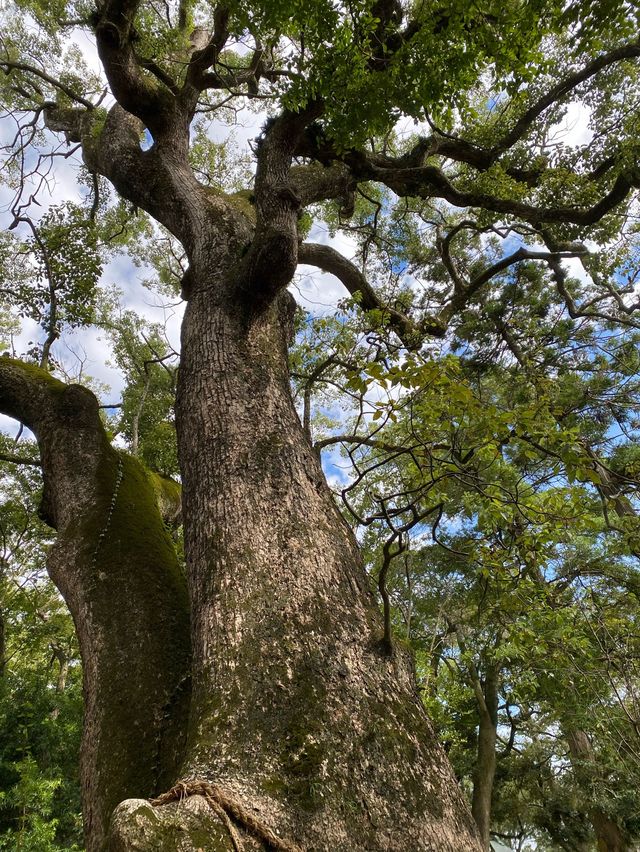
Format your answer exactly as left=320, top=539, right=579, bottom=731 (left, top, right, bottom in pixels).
left=150, top=781, right=302, bottom=852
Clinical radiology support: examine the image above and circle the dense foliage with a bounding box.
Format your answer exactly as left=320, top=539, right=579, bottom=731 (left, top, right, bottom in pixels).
left=0, top=447, right=82, bottom=850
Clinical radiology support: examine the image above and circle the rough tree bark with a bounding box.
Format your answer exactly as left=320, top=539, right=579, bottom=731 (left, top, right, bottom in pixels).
left=2, top=0, right=640, bottom=846
left=0, top=1, right=503, bottom=845
left=0, top=194, right=482, bottom=852
left=163, top=265, right=481, bottom=850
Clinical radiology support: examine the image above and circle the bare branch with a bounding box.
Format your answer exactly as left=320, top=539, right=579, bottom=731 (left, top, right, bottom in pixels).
left=0, top=61, right=95, bottom=109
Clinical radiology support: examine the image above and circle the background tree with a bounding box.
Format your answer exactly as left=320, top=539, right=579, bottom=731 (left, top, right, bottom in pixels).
left=296, top=242, right=640, bottom=849
left=0, top=446, right=83, bottom=851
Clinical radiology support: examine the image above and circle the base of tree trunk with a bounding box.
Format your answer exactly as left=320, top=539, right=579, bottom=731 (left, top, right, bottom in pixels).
left=109, top=797, right=237, bottom=851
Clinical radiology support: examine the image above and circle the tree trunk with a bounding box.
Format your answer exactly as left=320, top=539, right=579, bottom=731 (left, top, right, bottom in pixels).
left=50, top=643, right=70, bottom=720
left=565, top=728, right=629, bottom=852
left=471, top=664, right=498, bottom=849
left=0, top=360, right=191, bottom=852
left=108, top=265, right=482, bottom=850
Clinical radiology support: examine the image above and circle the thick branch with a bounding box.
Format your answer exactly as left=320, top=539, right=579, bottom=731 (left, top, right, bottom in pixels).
left=94, top=0, right=176, bottom=132
left=492, top=40, right=640, bottom=156
left=238, top=103, right=323, bottom=306
left=299, top=237, right=600, bottom=351
left=138, top=58, right=181, bottom=96
left=291, top=41, right=639, bottom=226
left=315, top=433, right=421, bottom=454
left=345, top=155, right=638, bottom=227
left=290, top=162, right=355, bottom=209
left=0, top=452, right=41, bottom=466
left=0, top=357, right=190, bottom=852
left=295, top=40, right=639, bottom=195
left=44, top=103, right=219, bottom=255
left=298, top=242, right=439, bottom=343
left=0, top=357, right=71, bottom=442
left=439, top=246, right=588, bottom=325
left=379, top=534, right=407, bottom=654
left=0, top=61, right=95, bottom=109
left=183, top=7, right=230, bottom=92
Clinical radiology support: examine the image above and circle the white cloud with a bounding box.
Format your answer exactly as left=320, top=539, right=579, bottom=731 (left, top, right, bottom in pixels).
left=0, top=413, right=23, bottom=437
left=294, top=221, right=360, bottom=314
left=550, top=101, right=593, bottom=149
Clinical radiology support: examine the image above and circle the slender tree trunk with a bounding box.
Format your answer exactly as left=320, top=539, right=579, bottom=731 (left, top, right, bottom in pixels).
left=55, top=654, right=69, bottom=694
left=49, top=643, right=70, bottom=720
left=130, top=374, right=150, bottom=457
left=0, top=606, right=4, bottom=678
left=471, top=664, right=498, bottom=849
left=565, top=729, right=629, bottom=852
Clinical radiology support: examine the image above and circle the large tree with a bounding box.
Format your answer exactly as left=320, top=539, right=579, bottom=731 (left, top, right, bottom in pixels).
left=0, top=0, right=639, bottom=849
